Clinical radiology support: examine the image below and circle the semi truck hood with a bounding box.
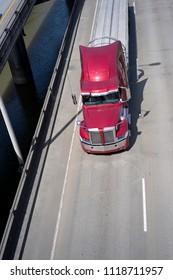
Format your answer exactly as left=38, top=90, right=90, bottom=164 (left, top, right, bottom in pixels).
left=83, top=104, right=121, bottom=129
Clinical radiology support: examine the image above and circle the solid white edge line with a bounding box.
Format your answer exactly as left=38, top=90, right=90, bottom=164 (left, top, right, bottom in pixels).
left=50, top=97, right=82, bottom=260
left=142, top=177, right=147, bottom=232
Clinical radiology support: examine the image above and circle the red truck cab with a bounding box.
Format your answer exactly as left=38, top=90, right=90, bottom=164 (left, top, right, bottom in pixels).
left=77, top=40, right=131, bottom=154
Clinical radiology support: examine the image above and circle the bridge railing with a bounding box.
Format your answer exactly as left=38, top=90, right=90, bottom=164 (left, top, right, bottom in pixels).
left=0, top=0, right=37, bottom=73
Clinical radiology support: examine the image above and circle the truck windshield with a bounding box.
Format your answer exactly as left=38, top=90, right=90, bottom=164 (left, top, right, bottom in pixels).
left=83, top=91, right=120, bottom=106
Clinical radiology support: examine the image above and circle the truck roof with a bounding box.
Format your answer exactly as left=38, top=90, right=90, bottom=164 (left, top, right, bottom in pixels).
left=79, top=41, right=122, bottom=95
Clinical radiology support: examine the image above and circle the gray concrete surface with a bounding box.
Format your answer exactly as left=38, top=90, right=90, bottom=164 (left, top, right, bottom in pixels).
left=15, top=0, right=173, bottom=259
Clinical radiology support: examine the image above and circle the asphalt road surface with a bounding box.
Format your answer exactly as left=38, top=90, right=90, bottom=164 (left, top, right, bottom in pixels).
left=0, top=0, right=22, bottom=29
left=19, top=0, right=173, bottom=259
left=0, top=0, right=12, bottom=16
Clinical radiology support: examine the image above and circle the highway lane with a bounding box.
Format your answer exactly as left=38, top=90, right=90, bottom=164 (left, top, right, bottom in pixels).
left=0, top=0, right=37, bottom=73
left=19, top=0, right=173, bottom=259
left=0, top=0, right=19, bottom=27
left=134, top=0, right=173, bottom=259
left=0, top=0, right=13, bottom=16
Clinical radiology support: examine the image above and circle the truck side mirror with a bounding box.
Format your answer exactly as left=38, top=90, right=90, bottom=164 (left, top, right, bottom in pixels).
left=72, top=94, right=77, bottom=105
left=119, top=86, right=131, bottom=101
left=120, top=98, right=128, bottom=103
left=76, top=120, right=81, bottom=126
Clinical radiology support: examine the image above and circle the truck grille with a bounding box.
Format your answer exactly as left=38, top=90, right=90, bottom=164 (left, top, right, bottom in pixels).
left=104, top=129, right=115, bottom=144
left=89, top=127, right=115, bottom=145
left=90, top=130, right=101, bottom=145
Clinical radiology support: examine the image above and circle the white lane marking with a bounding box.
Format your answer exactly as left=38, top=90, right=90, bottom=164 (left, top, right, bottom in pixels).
left=50, top=96, right=81, bottom=260
left=142, top=178, right=147, bottom=232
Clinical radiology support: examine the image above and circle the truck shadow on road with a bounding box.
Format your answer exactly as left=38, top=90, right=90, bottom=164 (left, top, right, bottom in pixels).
left=48, top=108, right=82, bottom=146
left=128, top=4, right=149, bottom=150
left=129, top=75, right=148, bottom=149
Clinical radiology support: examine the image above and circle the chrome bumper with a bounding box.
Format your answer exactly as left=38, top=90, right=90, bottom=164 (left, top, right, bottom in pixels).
left=81, top=137, right=128, bottom=153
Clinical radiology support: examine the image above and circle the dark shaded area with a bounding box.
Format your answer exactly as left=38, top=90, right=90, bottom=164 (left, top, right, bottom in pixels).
left=128, top=5, right=147, bottom=149
left=36, top=0, right=74, bottom=10
left=0, top=82, right=40, bottom=244
left=0, top=0, right=74, bottom=243
left=65, top=0, right=75, bottom=10
left=35, top=0, right=50, bottom=5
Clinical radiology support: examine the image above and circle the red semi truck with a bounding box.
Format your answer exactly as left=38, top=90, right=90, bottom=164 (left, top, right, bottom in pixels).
left=77, top=37, right=131, bottom=154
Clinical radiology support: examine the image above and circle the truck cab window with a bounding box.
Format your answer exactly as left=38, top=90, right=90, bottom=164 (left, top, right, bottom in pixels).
left=83, top=95, right=101, bottom=105
left=103, top=91, right=120, bottom=103
left=83, top=91, right=120, bottom=105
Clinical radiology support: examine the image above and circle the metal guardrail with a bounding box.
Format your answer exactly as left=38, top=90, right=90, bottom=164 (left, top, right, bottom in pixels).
left=87, top=36, right=118, bottom=46
left=0, top=0, right=37, bottom=73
